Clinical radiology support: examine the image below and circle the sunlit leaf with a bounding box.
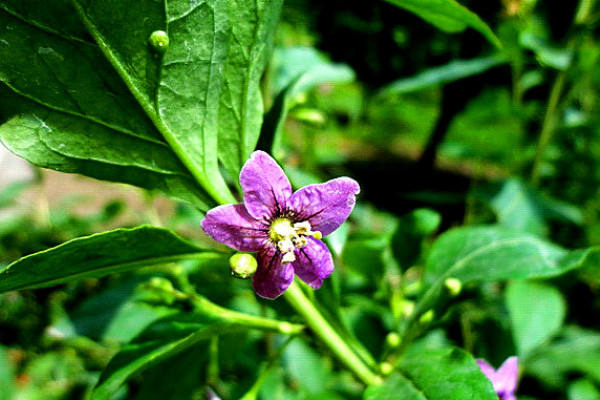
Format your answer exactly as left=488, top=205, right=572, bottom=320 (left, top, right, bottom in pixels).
left=506, top=280, right=566, bottom=358
left=380, top=55, right=506, bottom=96
left=364, top=347, right=496, bottom=400
left=0, top=226, right=215, bottom=294
left=382, top=0, right=501, bottom=47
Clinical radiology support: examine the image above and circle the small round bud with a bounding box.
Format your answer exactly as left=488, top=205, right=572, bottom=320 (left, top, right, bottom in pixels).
left=380, top=362, right=394, bottom=376
left=279, top=322, right=294, bottom=334
left=397, top=299, right=415, bottom=319
left=419, top=310, right=435, bottom=325
left=149, top=30, right=169, bottom=54
left=148, top=276, right=174, bottom=292
left=229, top=253, right=258, bottom=279
left=292, top=108, right=327, bottom=127
left=385, top=332, right=402, bottom=348
left=444, top=277, right=462, bottom=296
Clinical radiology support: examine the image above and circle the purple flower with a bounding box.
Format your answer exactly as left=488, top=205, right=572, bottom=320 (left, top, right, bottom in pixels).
left=476, top=357, right=519, bottom=400
left=202, top=151, right=360, bottom=299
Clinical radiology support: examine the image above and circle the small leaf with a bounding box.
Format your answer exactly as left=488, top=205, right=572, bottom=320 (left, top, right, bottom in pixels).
left=380, top=55, right=506, bottom=96
left=364, top=347, right=497, bottom=400
left=473, top=178, right=583, bottom=236
left=0, top=226, right=214, bottom=294
left=506, top=280, right=566, bottom=358
left=568, top=379, right=600, bottom=400
left=92, top=309, right=295, bottom=400
left=391, top=208, right=441, bottom=272
left=91, top=313, right=235, bottom=400
left=527, top=326, right=600, bottom=389
left=259, top=47, right=355, bottom=154
left=382, top=0, right=501, bottom=48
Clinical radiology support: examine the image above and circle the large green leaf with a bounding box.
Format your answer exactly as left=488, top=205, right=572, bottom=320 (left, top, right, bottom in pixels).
left=364, top=347, right=497, bottom=400
left=217, top=0, right=283, bottom=177
left=414, top=226, right=600, bottom=319
left=506, top=280, right=566, bottom=358
left=382, top=0, right=500, bottom=48
left=0, top=0, right=281, bottom=206
left=0, top=226, right=214, bottom=294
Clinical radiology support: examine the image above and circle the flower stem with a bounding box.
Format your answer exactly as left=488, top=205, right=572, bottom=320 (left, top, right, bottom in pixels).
left=284, top=279, right=382, bottom=386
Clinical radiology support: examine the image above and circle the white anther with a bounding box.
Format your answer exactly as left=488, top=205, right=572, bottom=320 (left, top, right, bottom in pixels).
left=293, top=221, right=312, bottom=235
left=281, top=252, right=296, bottom=264
left=295, top=236, right=308, bottom=248
left=277, top=238, right=295, bottom=253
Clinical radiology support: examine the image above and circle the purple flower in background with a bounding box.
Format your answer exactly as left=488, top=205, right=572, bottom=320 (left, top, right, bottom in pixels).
left=202, top=151, right=360, bottom=299
left=476, top=356, right=519, bottom=400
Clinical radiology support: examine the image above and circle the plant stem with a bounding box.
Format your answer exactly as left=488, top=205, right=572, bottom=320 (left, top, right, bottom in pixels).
left=190, top=293, right=305, bottom=335
left=284, top=279, right=382, bottom=386
left=530, top=69, right=567, bottom=185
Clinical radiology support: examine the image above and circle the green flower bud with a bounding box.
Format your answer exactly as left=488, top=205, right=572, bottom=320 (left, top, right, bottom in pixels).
left=149, top=30, right=169, bottom=54
left=385, top=332, right=402, bottom=348
left=444, top=277, right=462, bottom=296
left=229, top=253, right=258, bottom=279
left=419, top=309, right=435, bottom=325
left=380, top=362, right=394, bottom=376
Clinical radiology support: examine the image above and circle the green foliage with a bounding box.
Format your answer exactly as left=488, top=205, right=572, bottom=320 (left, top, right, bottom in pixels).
left=0, top=0, right=283, bottom=207
left=382, top=0, right=500, bottom=47
left=364, top=348, right=497, bottom=400
left=2, top=0, right=600, bottom=399
left=380, top=55, right=506, bottom=96
left=91, top=313, right=236, bottom=400
left=506, top=280, right=566, bottom=358
left=0, top=226, right=210, bottom=293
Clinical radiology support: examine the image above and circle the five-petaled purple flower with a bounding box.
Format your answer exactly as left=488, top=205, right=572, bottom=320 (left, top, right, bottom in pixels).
left=201, top=151, right=360, bottom=299
left=476, top=356, right=519, bottom=400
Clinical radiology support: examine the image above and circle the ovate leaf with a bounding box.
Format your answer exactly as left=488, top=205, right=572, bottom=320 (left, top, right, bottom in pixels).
left=382, top=0, right=500, bottom=48
left=364, top=347, right=497, bottom=400
left=414, top=226, right=599, bottom=319
left=506, top=280, right=566, bottom=358
left=0, top=226, right=213, bottom=294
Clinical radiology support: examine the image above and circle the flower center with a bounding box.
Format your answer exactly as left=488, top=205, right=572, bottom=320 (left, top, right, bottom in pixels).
left=268, top=218, right=322, bottom=264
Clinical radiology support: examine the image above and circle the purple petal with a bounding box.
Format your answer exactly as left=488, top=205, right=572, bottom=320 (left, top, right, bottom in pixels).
left=288, top=177, right=360, bottom=237
left=292, top=238, right=334, bottom=289
left=201, top=204, right=268, bottom=252
left=476, top=359, right=497, bottom=383
left=240, top=151, right=292, bottom=220
left=252, top=246, right=294, bottom=299
left=502, top=395, right=517, bottom=400
left=496, top=357, right=519, bottom=395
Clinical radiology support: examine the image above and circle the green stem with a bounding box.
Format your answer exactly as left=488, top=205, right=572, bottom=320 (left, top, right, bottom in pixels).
left=71, top=0, right=236, bottom=206
left=284, top=280, right=382, bottom=386
left=190, top=294, right=304, bottom=335
left=530, top=69, right=567, bottom=184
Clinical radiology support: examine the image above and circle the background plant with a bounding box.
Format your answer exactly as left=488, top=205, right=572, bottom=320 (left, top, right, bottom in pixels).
left=1, top=0, right=600, bottom=399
